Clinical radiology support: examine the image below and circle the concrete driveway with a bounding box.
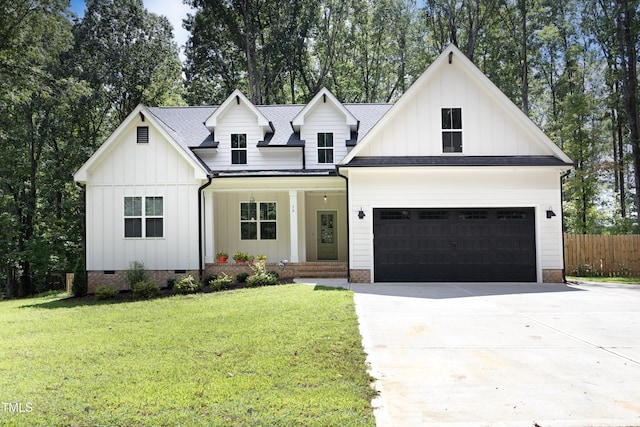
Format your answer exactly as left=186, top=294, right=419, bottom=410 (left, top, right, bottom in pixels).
left=351, top=282, right=640, bottom=427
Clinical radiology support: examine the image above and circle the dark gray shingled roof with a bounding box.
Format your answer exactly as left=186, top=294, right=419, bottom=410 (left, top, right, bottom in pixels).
left=146, top=103, right=393, bottom=151
left=345, top=156, right=575, bottom=167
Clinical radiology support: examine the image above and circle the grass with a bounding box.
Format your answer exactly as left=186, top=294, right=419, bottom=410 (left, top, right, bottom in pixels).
left=0, top=285, right=376, bottom=426
left=567, top=276, right=640, bottom=285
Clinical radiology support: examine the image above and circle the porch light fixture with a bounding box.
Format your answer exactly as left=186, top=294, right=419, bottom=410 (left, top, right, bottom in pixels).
left=323, top=194, right=327, bottom=204
left=546, top=208, right=556, bottom=219
left=358, top=208, right=366, bottom=219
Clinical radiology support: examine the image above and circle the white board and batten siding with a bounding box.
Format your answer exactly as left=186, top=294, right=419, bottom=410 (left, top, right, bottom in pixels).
left=84, top=116, right=202, bottom=271
left=348, top=167, right=565, bottom=282
left=300, top=102, right=351, bottom=169
left=206, top=101, right=302, bottom=170
left=356, top=62, right=555, bottom=158
left=212, top=191, right=291, bottom=263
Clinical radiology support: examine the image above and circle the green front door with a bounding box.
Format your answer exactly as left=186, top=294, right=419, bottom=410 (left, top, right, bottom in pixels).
left=317, top=211, right=338, bottom=260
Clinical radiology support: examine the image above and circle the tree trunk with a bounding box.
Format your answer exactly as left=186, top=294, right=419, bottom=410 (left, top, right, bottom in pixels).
left=519, top=0, right=529, bottom=116
left=242, top=0, right=261, bottom=104
left=616, top=0, right=640, bottom=230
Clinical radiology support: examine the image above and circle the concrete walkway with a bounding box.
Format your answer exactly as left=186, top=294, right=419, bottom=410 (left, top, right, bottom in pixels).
left=349, top=282, right=640, bottom=427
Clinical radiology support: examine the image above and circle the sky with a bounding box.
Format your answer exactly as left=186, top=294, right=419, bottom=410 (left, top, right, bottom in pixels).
left=69, top=0, right=195, bottom=62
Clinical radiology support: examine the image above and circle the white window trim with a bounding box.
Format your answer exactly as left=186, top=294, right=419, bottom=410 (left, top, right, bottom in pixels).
left=240, top=201, right=277, bottom=240
left=441, top=107, right=463, bottom=155
left=123, top=196, right=164, bottom=239
left=317, top=132, right=334, bottom=164
left=231, top=133, right=247, bottom=165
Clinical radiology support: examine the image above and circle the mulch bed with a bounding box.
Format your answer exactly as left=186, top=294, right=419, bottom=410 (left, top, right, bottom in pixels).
left=64, top=279, right=295, bottom=303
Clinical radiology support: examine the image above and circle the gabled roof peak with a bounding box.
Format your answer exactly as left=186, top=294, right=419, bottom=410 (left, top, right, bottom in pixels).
left=291, top=87, right=358, bottom=132
left=204, top=89, right=271, bottom=133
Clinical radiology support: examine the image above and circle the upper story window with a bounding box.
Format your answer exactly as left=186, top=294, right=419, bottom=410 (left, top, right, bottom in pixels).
left=137, top=126, right=149, bottom=143
left=124, top=196, right=163, bottom=238
left=240, top=201, right=277, bottom=240
left=318, top=133, right=334, bottom=163
left=231, top=133, right=247, bottom=164
left=441, top=108, right=462, bottom=153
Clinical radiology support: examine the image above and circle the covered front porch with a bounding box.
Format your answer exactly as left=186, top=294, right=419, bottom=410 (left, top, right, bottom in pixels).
left=201, top=175, right=349, bottom=278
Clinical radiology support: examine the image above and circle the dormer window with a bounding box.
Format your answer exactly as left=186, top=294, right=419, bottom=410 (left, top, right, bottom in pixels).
left=318, top=133, right=334, bottom=163
left=231, top=133, right=247, bottom=164
left=442, top=108, right=462, bottom=153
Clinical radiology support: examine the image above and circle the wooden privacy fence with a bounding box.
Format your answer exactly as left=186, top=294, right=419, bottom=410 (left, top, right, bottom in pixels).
left=564, top=234, right=640, bottom=276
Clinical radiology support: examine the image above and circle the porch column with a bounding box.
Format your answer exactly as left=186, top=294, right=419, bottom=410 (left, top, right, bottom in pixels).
left=289, top=190, right=299, bottom=262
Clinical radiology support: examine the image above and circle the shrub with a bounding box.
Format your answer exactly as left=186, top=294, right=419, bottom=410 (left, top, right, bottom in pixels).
left=233, top=251, right=249, bottom=261
left=173, top=275, right=202, bottom=295
left=204, top=274, right=217, bottom=285
left=211, top=273, right=234, bottom=291
left=236, top=272, right=249, bottom=283
left=126, top=261, right=148, bottom=288
left=268, top=270, right=279, bottom=280
left=247, top=260, right=278, bottom=288
left=72, top=259, right=87, bottom=297
left=132, top=280, right=159, bottom=299
left=166, top=278, right=175, bottom=290
left=95, top=285, right=118, bottom=300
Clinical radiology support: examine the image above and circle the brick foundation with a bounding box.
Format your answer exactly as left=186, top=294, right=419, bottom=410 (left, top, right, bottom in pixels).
left=87, top=269, right=199, bottom=293
left=542, top=269, right=564, bottom=283
left=87, top=262, right=349, bottom=292
left=204, top=261, right=348, bottom=281
left=349, top=269, right=371, bottom=283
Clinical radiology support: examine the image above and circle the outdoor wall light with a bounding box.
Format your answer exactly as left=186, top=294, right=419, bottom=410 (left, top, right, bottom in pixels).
left=546, top=209, right=556, bottom=218
left=358, top=208, right=366, bottom=219
left=323, top=194, right=327, bottom=204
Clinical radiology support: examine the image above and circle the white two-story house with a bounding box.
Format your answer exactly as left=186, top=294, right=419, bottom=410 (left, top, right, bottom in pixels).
left=74, top=45, right=573, bottom=291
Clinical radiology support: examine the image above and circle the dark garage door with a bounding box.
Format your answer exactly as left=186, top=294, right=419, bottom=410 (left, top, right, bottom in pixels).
left=373, top=208, right=536, bottom=282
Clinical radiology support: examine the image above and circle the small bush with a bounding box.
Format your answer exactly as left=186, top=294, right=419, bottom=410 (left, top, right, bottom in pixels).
left=126, top=261, right=148, bottom=288
left=166, top=278, right=175, bottom=290
left=236, top=272, right=249, bottom=283
left=204, top=274, right=217, bottom=285
left=247, top=272, right=278, bottom=287
left=211, top=273, right=234, bottom=291
left=247, top=260, right=278, bottom=288
left=95, top=285, right=118, bottom=300
left=72, top=259, right=87, bottom=297
left=268, top=271, right=279, bottom=280
left=173, top=274, right=202, bottom=295
left=132, top=280, right=159, bottom=299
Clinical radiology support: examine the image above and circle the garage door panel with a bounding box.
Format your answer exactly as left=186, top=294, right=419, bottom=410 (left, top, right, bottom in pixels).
left=374, top=208, right=536, bottom=282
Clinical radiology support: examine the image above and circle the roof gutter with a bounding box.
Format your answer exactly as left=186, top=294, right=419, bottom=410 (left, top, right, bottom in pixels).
left=198, top=175, right=214, bottom=281
left=335, top=165, right=351, bottom=284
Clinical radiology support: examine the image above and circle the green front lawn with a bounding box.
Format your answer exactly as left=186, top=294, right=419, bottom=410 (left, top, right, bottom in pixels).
left=0, top=285, right=376, bottom=426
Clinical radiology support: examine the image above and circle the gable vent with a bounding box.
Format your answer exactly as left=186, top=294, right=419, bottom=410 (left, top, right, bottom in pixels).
left=137, top=126, right=149, bottom=143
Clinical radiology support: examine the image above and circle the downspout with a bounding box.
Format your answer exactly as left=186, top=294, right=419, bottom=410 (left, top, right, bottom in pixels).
left=560, top=169, right=572, bottom=283
left=335, top=165, right=351, bottom=283
left=198, top=176, right=213, bottom=281
left=75, top=182, right=88, bottom=290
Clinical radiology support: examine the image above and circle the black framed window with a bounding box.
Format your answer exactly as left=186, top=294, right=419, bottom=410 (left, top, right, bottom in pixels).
left=317, top=133, right=334, bottom=163
left=442, top=108, right=462, bottom=153
left=231, top=133, right=247, bottom=164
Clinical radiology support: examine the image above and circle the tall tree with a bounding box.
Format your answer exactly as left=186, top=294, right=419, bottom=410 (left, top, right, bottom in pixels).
left=614, top=0, right=640, bottom=230
left=72, top=0, right=184, bottom=124
left=0, top=0, right=73, bottom=296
